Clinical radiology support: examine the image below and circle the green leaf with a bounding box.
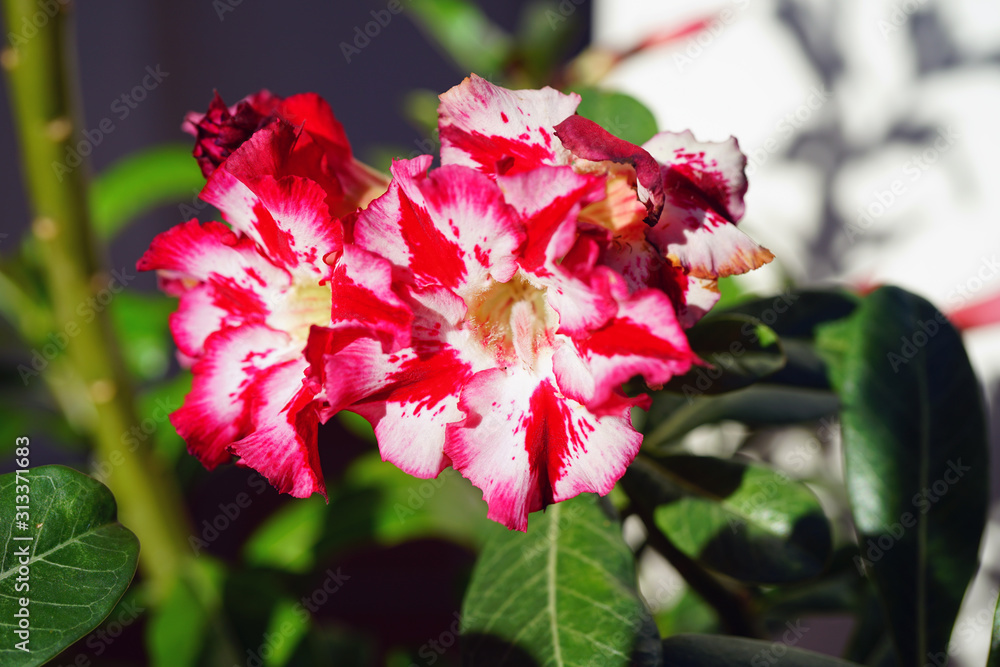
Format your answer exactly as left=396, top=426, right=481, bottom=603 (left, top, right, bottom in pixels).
left=0, top=465, right=139, bottom=667
left=831, top=286, right=988, bottom=666
left=461, top=494, right=651, bottom=666
left=147, top=559, right=227, bottom=667
left=316, top=451, right=494, bottom=554
left=660, top=634, right=861, bottom=667
left=135, top=373, right=191, bottom=462
left=90, top=144, right=204, bottom=239
left=400, top=89, right=441, bottom=140
left=569, top=87, right=659, bottom=146
left=663, top=315, right=785, bottom=397
left=712, top=289, right=860, bottom=339
left=655, top=588, right=719, bottom=637
left=406, top=0, right=512, bottom=75
left=108, top=290, right=175, bottom=381
left=643, top=386, right=839, bottom=452
left=624, top=455, right=832, bottom=583
left=243, top=496, right=324, bottom=573
left=513, top=1, right=583, bottom=85
left=710, top=289, right=861, bottom=390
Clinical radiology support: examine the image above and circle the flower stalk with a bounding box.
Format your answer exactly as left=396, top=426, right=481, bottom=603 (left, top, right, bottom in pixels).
left=1, top=0, right=190, bottom=602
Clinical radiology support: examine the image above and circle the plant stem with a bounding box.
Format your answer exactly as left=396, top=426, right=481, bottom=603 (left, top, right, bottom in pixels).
left=1, top=0, right=190, bottom=602
left=632, top=502, right=763, bottom=638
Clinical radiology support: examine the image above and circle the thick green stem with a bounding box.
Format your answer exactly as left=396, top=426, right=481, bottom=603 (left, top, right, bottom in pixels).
left=633, top=501, right=764, bottom=639
left=2, top=0, right=190, bottom=602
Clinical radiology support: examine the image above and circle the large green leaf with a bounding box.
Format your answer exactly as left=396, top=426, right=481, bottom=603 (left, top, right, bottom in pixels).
left=661, top=634, right=861, bottom=667
left=90, top=144, right=205, bottom=239
left=0, top=465, right=139, bottom=666
left=570, top=87, right=659, bottom=146
left=663, top=315, right=785, bottom=397
left=712, top=289, right=860, bottom=339
left=624, top=455, right=831, bottom=583
left=461, top=494, right=654, bottom=666
left=708, top=289, right=861, bottom=390
left=831, top=286, right=988, bottom=666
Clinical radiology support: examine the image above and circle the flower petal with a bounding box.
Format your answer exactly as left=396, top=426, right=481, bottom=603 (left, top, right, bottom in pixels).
left=329, top=244, right=414, bottom=352
left=438, top=74, right=579, bottom=174
left=571, top=286, right=697, bottom=411
left=553, top=115, right=665, bottom=225
left=445, top=369, right=641, bottom=531
left=170, top=324, right=292, bottom=469
left=354, top=158, right=523, bottom=292
left=497, top=165, right=604, bottom=274
left=644, top=131, right=773, bottom=279
left=228, top=357, right=326, bottom=498
left=138, top=219, right=292, bottom=356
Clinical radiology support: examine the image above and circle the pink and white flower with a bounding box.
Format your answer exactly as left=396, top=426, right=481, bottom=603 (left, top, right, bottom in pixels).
left=303, top=77, right=773, bottom=530
left=438, top=74, right=774, bottom=327
left=139, top=91, right=388, bottom=498
left=144, top=79, right=772, bottom=531
left=309, top=158, right=695, bottom=530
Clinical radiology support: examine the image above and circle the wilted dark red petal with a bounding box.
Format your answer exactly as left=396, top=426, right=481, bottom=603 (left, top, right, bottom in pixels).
left=184, top=90, right=281, bottom=178
left=553, top=115, right=664, bottom=225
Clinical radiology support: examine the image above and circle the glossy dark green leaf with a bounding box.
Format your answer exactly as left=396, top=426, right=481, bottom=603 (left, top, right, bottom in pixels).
left=663, top=315, right=785, bottom=397
left=643, top=386, right=839, bottom=452
left=0, top=465, right=139, bottom=667
left=624, top=456, right=831, bottom=583
left=90, top=144, right=205, bottom=239
left=406, top=0, right=511, bottom=75
left=569, top=87, right=659, bottom=146
left=712, top=289, right=860, bottom=339
left=831, top=286, right=988, bottom=666
left=661, top=634, right=861, bottom=667
left=461, top=494, right=649, bottom=666
left=709, top=289, right=861, bottom=390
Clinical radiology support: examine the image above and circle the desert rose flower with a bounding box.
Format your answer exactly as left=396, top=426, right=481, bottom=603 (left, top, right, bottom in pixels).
left=139, top=92, right=388, bottom=498
left=308, top=153, right=700, bottom=530
left=305, top=78, right=774, bottom=530
left=438, top=74, right=774, bottom=327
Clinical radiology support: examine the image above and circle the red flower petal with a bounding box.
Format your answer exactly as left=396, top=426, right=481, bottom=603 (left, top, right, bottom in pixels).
left=553, top=114, right=665, bottom=225
left=644, top=131, right=774, bottom=279
left=438, top=74, right=579, bottom=175
left=445, top=370, right=641, bottom=531
left=228, top=358, right=326, bottom=498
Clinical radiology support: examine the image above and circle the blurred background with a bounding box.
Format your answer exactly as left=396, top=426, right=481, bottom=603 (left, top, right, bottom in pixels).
left=1, top=0, right=999, bottom=665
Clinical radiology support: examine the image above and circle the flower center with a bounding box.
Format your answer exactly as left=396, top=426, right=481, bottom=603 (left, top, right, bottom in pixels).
left=272, top=280, right=332, bottom=342
left=572, top=160, right=646, bottom=234
left=466, top=272, right=556, bottom=369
